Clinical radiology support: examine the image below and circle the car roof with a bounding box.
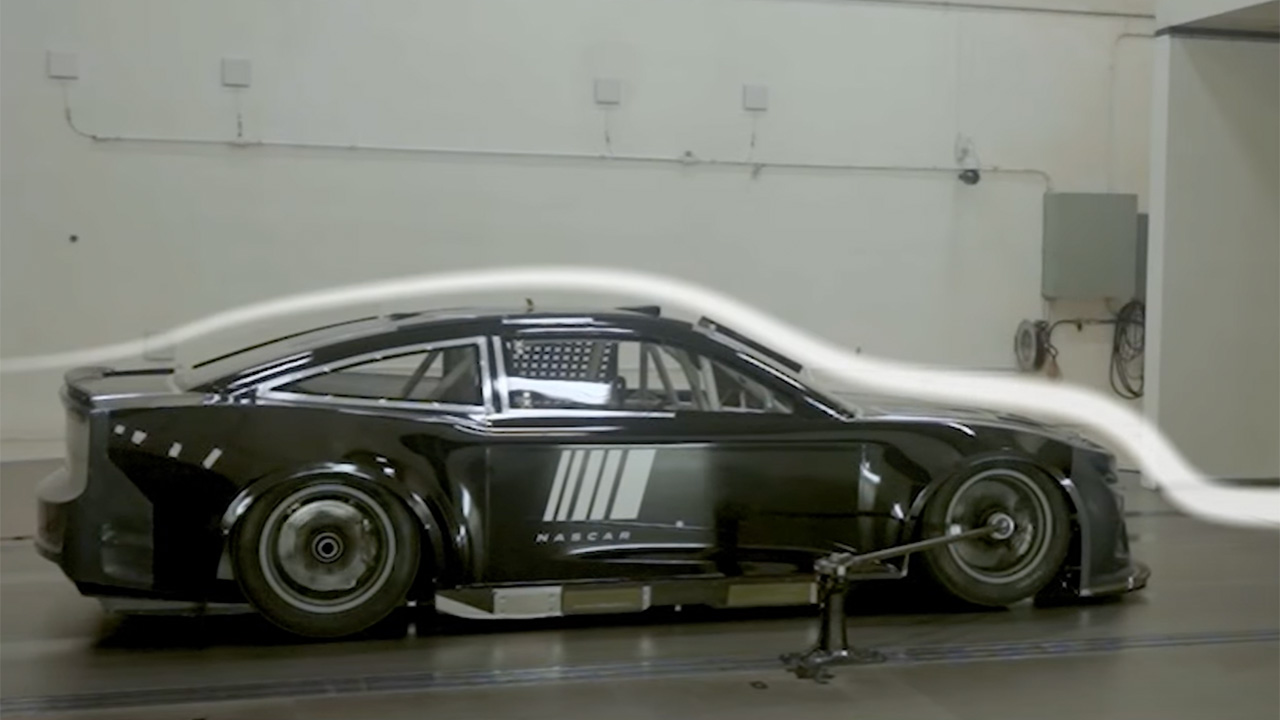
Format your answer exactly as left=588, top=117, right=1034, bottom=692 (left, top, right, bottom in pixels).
left=176, top=305, right=694, bottom=389
left=394, top=304, right=681, bottom=329
left=192, top=305, right=683, bottom=366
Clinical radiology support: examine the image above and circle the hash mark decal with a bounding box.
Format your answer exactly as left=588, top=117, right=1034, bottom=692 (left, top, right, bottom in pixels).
left=610, top=449, right=655, bottom=520
left=591, top=449, right=625, bottom=520
left=202, top=448, right=223, bottom=469
left=556, top=450, right=586, bottom=521
left=543, top=451, right=573, bottom=521
left=572, top=451, right=606, bottom=521
left=543, top=448, right=656, bottom=522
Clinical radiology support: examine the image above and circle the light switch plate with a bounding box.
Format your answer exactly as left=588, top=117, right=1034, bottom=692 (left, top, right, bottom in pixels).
left=594, top=78, right=621, bottom=105
left=743, top=84, right=769, bottom=111
left=46, top=50, right=79, bottom=80
left=221, top=57, right=252, bottom=88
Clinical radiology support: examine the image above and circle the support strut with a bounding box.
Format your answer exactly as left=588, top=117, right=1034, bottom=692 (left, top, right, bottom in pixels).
left=781, top=520, right=1007, bottom=682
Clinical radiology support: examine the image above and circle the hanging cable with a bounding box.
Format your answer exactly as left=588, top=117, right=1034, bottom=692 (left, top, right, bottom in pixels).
left=1028, top=298, right=1145, bottom=399
left=1108, top=298, right=1145, bottom=399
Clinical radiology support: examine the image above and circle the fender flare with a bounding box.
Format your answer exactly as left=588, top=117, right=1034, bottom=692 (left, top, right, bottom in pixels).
left=217, top=461, right=448, bottom=592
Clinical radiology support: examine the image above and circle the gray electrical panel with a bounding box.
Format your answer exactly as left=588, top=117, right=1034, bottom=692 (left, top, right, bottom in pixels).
left=1042, top=192, right=1138, bottom=301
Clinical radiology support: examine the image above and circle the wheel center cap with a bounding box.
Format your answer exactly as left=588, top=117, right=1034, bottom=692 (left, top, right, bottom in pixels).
left=311, top=532, right=344, bottom=563
left=987, top=512, right=1016, bottom=540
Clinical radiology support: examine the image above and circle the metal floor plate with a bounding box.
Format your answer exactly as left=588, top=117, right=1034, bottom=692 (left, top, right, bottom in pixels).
left=3, top=628, right=1276, bottom=716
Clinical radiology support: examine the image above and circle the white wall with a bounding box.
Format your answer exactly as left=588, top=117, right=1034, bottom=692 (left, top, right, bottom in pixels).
left=1146, top=33, right=1279, bottom=480
left=1, top=0, right=1155, bottom=455
left=1157, top=0, right=1274, bottom=27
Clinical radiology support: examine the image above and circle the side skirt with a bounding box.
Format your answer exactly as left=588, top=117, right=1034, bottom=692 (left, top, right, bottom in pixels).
left=434, top=569, right=904, bottom=621
left=86, top=568, right=908, bottom=620
left=95, top=596, right=255, bottom=616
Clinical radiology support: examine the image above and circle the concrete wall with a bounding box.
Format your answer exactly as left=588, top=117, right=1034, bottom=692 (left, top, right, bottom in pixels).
left=1, top=0, right=1156, bottom=459
left=1146, top=33, right=1279, bottom=480
left=1157, top=0, right=1275, bottom=27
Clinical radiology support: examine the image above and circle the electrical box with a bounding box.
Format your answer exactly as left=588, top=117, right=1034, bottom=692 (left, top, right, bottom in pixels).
left=1041, top=192, right=1138, bottom=301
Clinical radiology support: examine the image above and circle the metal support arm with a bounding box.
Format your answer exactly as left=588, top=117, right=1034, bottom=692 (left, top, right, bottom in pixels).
left=781, top=520, right=1006, bottom=682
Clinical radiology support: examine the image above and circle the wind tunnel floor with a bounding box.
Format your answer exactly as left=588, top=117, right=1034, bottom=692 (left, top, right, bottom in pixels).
left=1, top=461, right=1276, bottom=720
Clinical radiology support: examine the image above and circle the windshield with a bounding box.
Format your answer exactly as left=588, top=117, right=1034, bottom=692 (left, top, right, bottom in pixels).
left=695, top=321, right=855, bottom=417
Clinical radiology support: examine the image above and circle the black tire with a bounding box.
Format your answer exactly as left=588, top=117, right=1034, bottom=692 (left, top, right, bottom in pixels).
left=231, top=476, right=421, bottom=639
left=917, top=461, right=1071, bottom=607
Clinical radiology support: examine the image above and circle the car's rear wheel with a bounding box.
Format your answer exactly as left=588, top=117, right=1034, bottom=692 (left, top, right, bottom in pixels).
left=231, top=477, right=420, bottom=639
left=917, top=462, right=1071, bottom=607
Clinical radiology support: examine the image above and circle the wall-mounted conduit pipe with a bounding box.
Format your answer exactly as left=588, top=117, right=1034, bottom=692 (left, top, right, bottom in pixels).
left=1107, top=30, right=1155, bottom=191
left=61, top=103, right=1054, bottom=191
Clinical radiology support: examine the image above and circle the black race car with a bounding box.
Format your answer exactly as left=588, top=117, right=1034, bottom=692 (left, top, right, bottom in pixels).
left=36, top=306, right=1148, bottom=638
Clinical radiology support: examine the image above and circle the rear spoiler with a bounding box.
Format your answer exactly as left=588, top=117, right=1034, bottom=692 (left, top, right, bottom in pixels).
left=62, top=365, right=174, bottom=408
left=617, top=305, right=662, bottom=317
left=695, top=317, right=804, bottom=374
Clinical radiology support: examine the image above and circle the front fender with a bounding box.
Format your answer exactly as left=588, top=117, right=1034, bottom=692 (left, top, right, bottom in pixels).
left=903, top=450, right=1085, bottom=531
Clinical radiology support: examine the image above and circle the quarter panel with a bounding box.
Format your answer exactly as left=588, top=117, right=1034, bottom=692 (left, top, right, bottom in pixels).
left=93, top=401, right=491, bottom=599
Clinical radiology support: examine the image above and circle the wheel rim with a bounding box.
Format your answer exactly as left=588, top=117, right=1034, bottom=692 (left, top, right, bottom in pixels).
left=943, top=468, right=1054, bottom=585
left=258, top=483, right=399, bottom=614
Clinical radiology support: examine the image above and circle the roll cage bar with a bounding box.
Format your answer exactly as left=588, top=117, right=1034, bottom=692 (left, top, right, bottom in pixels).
left=693, top=316, right=804, bottom=375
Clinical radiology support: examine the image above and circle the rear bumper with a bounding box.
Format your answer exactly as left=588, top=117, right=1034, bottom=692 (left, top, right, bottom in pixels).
left=36, top=460, right=157, bottom=593
left=34, top=466, right=74, bottom=564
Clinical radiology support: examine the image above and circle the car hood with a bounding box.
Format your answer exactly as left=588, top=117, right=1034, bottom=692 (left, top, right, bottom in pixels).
left=842, top=393, right=1048, bottom=426
left=832, top=391, right=1104, bottom=448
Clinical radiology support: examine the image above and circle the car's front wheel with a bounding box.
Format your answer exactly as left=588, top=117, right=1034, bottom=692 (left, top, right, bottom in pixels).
left=917, top=462, right=1071, bottom=607
left=231, top=476, right=420, bottom=639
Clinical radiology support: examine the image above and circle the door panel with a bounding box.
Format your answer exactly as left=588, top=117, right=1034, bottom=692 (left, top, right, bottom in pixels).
left=478, top=331, right=875, bottom=586
left=480, top=415, right=880, bottom=584
left=483, top=431, right=717, bottom=584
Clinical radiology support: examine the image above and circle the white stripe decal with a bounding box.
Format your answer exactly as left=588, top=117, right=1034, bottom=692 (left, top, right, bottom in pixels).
left=556, top=450, right=585, bottom=521
left=571, top=450, right=606, bottom=521
left=130, top=430, right=147, bottom=445
left=168, top=442, right=182, bottom=458
left=202, top=448, right=223, bottom=469
left=591, top=449, right=625, bottom=520
left=543, top=450, right=573, bottom=521
left=610, top=449, right=656, bottom=520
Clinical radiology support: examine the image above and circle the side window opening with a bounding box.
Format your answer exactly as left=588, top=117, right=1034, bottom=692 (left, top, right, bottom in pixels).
left=278, top=343, right=483, bottom=406
left=706, top=357, right=790, bottom=414
left=503, top=337, right=791, bottom=415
